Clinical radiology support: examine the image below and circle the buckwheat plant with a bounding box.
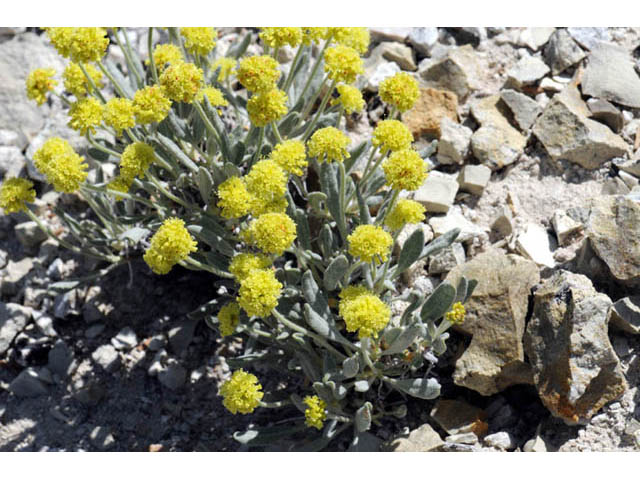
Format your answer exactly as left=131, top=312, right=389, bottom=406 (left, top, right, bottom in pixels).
left=3, top=27, right=476, bottom=451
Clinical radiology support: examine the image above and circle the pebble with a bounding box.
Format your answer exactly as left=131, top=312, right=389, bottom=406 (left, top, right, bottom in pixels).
left=9, top=368, right=49, bottom=397
left=47, top=340, right=74, bottom=377
left=515, top=223, right=556, bottom=268
left=414, top=171, right=459, bottom=213
left=506, top=55, right=550, bottom=88
left=111, top=327, right=138, bottom=351
left=445, top=432, right=478, bottom=445
left=408, top=27, right=439, bottom=56
left=429, top=242, right=466, bottom=275
left=543, top=29, right=586, bottom=75
left=85, top=324, right=105, bottom=339
left=457, top=164, right=491, bottom=196
left=437, top=117, right=472, bottom=165
left=91, top=344, right=120, bottom=373
left=158, top=361, right=187, bottom=390
left=551, top=210, right=583, bottom=246
left=484, top=431, right=516, bottom=450
left=500, top=89, right=542, bottom=131
left=14, top=221, right=47, bottom=250
left=0, top=302, right=32, bottom=355
left=89, top=426, right=115, bottom=450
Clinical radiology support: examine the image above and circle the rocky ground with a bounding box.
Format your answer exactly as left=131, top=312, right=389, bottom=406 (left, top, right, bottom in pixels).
left=2, top=27, right=640, bottom=451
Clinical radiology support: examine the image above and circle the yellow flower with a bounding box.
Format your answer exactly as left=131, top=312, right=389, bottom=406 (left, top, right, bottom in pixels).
left=340, top=292, right=390, bottom=339
left=372, top=119, right=413, bottom=153
left=259, top=27, right=303, bottom=48
left=104, top=97, right=136, bottom=135
left=159, top=62, right=204, bottom=103
left=334, top=84, right=364, bottom=114
left=210, top=57, right=237, bottom=82
left=32, top=138, right=88, bottom=193
left=26, top=68, right=57, bottom=106
left=347, top=224, right=393, bottom=264
left=302, top=27, right=329, bottom=45
left=446, top=302, right=466, bottom=325
left=229, top=253, right=272, bottom=282
left=149, top=43, right=183, bottom=71
left=181, top=27, right=217, bottom=57
left=324, top=45, right=363, bottom=84
left=0, top=178, right=36, bottom=214
left=307, top=126, right=351, bottom=163
left=245, top=159, right=288, bottom=203
left=237, top=55, right=281, bottom=93
left=244, top=212, right=296, bottom=255
left=217, top=176, right=252, bottom=219
left=338, top=285, right=371, bottom=317
left=269, top=140, right=307, bottom=176
left=196, top=86, right=228, bottom=107
left=329, top=27, right=370, bottom=54
left=119, top=142, right=156, bottom=181
left=220, top=369, right=264, bottom=414
left=379, top=72, right=420, bottom=112
left=63, top=63, right=103, bottom=98
left=247, top=89, right=288, bottom=127
left=218, top=301, right=241, bottom=337
left=385, top=199, right=426, bottom=230
left=133, top=85, right=172, bottom=124
left=106, top=175, right=132, bottom=199
left=68, top=97, right=103, bottom=135
left=382, top=149, right=428, bottom=191
left=45, top=27, right=109, bottom=63
left=303, top=395, right=327, bottom=430
left=249, top=195, right=288, bottom=217
left=143, top=217, right=198, bottom=275
left=238, top=269, right=283, bottom=318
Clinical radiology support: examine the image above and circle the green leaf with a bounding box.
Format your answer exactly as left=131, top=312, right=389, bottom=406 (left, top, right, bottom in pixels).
left=455, top=276, right=468, bottom=304
left=342, top=355, right=359, bottom=378
left=420, top=282, right=456, bottom=322
left=396, top=227, right=425, bottom=274
left=465, top=279, right=479, bottom=302
left=381, top=325, right=422, bottom=356
left=344, top=140, right=370, bottom=174
left=391, top=377, right=441, bottom=399
left=355, top=402, right=373, bottom=433
left=197, top=167, right=214, bottom=203
left=399, top=290, right=423, bottom=325
left=294, top=208, right=312, bottom=250
left=420, top=228, right=460, bottom=260
left=320, top=162, right=347, bottom=242
left=349, top=432, right=382, bottom=452
left=226, top=32, right=252, bottom=59
left=154, top=133, right=198, bottom=173
left=118, top=226, right=149, bottom=244
left=302, top=270, right=331, bottom=318
left=320, top=224, right=333, bottom=258
left=355, top=183, right=372, bottom=225
left=324, top=255, right=349, bottom=291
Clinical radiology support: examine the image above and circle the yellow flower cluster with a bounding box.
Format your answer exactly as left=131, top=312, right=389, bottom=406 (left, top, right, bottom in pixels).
left=372, top=119, right=413, bottom=153
left=237, top=55, right=280, bottom=93
left=379, top=72, right=420, bottom=112
left=244, top=212, right=297, bottom=255
left=0, top=178, right=36, bottom=214
left=26, top=68, right=57, bottom=106
left=307, top=127, right=351, bottom=163
left=302, top=27, right=329, bottom=45
left=303, top=395, right=327, bottom=430
left=382, top=149, right=428, bottom=191
left=220, top=369, right=264, bottom=414
left=119, top=142, right=156, bottom=183
left=348, top=224, right=393, bottom=264
left=246, top=89, right=288, bottom=127
left=45, top=27, right=109, bottom=63
left=269, top=140, right=307, bottom=176
left=211, top=57, right=236, bottom=82
left=196, top=87, right=228, bottom=107
left=181, top=27, right=217, bottom=57
left=445, top=302, right=466, bottom=325
left=33, top=137, right=88, bottom=193
left=245, top=159, right=288, bottom=212
left=324, top=45, right=364, bottom=84
left=68, top=97, right=103, bottom=135
left=107, top=176, right=131, bottom=199
left=217, top=176, right=252, bottom=219
left=334, top=84, right=365, bottom=114
left=143, top=217, right=198, bottom=275
left=385, top=199, right=426, bottom=230
left=133, top=85, right=172, bottom=124
left=159, top=62, right=204, bottom=103
left=259, top=27, right=303, bottom=48
left=218, top=301, right=240, bottom=337
left=329, top=27, right=370, bottom=54
left=104, top=97, right=136, bottom=135
left=150, top=44, right=183, bottom=71
left=237, top=268, right=283, bottom=318
left=338, top=286, right=390, bottom=339
left=229, top=253, right=272, bottom=282
left=338, top=285, right=371, bottom=316
left=63, top=63, right=103, bottom=98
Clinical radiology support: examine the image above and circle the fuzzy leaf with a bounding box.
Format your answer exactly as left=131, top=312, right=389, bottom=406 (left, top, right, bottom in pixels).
left=302, top=270, right=331, bottom=318
left=382, top=324, right=422, bottom=356
left=465, top=279, right=479, bottom=302
left=197, top=167, right=214, bottom=203
left=355, top=402, right=373, bottom=432
left=324, top=255, right=349, bottom=291
left=420, top=228, right=460, bottom=260
left=396, top=227, right=425, bottom=274
left=420, top=282, right=456, bottom=322
left=154, top=133, right=198, bottom=173
left=342, top=355, right=359, bottom=378
left=226, top=32, right=252, bottom=59
left=455, top=276, right=468, bottom=304
left=391, top=377, right=441, bottom=400
left=320, top=162, right=346, bottom=241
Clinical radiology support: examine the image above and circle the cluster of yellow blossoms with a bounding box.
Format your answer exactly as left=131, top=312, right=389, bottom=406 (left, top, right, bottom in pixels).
left=142, top=217, right=198, bottom=275
left=446, top=302, right=466, bottom=325
left=219, top=369, right=264, bottom=415
left=26, top=68, right=57, bottom=105
left=180, top=27, right=217, bottom=57
left=45, top=27, right=109, bottom=63
left=307, top=127, right=351, bottom=163
left=32, top=137, right=88, bottom=193
left=227, top=252, right=282, bottom=319
left=217, top=301, right=241, bottom=337
left=304, top=395, right=327, bottom=430
left=385, top=199, right=426, bottom=231
left=0, top=178, right=36, bottom=214
left=338, top=285, right=391, bottom=339
left=347, top=225, right=393, bottom=264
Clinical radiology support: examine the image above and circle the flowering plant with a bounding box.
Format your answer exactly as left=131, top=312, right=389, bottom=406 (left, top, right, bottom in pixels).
left=3, top=27, right=475, bottom=451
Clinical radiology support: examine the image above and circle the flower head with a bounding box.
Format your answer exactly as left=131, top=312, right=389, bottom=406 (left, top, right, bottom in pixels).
left=104, top=97, right=136, bottom=135
left=26, top=68, right=57, bottom=106
left=150, top=43, right=183, bottom=71
left=307, top=126, right=350, bottom=163
left=259, top=27, right=303, bottom=49
left=338, top=285, right=371, bottom=317
left=324, top=45, right=363, bottom=84
left=446, top=302, right=466, bottom=325
left=133, top=85, right=172, bottom=124
left=247, top=89, right=288, bottom=127
left=159, top=62, right=204, bottom=103
left=119, top=142, right=156, bottom=181
left=347, top=224, right=393, bottom=264
left=32, top=137, right=88, bottom=193
left=382, top=149, right=428, bottom=191
left=181, top=27, right=217, bottom=57
left=340, top=292, right=390, bottom=339
left=0, top=178, right=36, bottom=214
left=385, top=199, right=426, bottom=230
left=220, top=369, right=264, bottom=414
left=238, top=269, right=283, bottom=317
left=63, top=63, right=103, bottom=98
left=143, top=217, right=198, bottom=275
left=372, top=119, right=413, bottom=153
left=329, top=27, right=370, bottom=54
left=334, top=84, right=365, bottom=114
left=216, top=176, right=252, bottom=219
left=244, top=212, right=296, bottom=255
left=218, top=301, right=241, bottom=337
left=68, top=97, right=103, bottom=135
left=379, top=72, right=420, bottom=112
left=229, top=253, right=272, bottom=282
left=304, top=395, right=327, bottom=430
left=237, top=55, right=280, bottom=93
left=196, top=86, right=228, bottom=107
left=269, top=140, right=307, bottom=176
left=46, top=27, right=109, bottom=63
left=245, top=159, right=288, bottom=203
left=302, top=27, right=329, bottom=45
left=249, top=195, right=288, bottom=217
left=210, top=57, right=237, bottom=82
left=107, top=175, right=132, bottom=199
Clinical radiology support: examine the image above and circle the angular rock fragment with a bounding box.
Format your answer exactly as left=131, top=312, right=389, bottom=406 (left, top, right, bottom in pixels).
left=567, top=27, right=610, bottom=51
left=414, top=171, right=459, bottom=213
left=437, top=117, right=472, bottom=165
left=457, top=164, right=491, bottom=196
left=430, top=399, right=488, bottom=436
left=551, top=210, right=583, bottom=246
left=609, top=296, right=640, bottom=335
left=506, top=55, right=550, bottom=89
left=587, top=98, right=623, bottom=133
left=500, top=89, right=542, bottom=131
left=384, top=423, right=444, bottom=452
left=402, top=87, right=458, bottom=138
left=418, top=45, right=480, bottom=101
left=515, top=223, right=556, bottom=268
left=517, top=27, right=555, bottom=51
left=408, top=27, right=439, bottom=57
left=543, top=29, right=586, bottom=75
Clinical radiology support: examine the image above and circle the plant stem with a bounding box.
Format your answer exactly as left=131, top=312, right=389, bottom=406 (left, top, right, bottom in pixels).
left=97, top=61, right=129, bottom=99
left=79, top=63, right=106, bottom=103
left=181, top=256, right=234, bottom=279
left=271, top=121, right=284, bottom=143
left=147, top=27, right=159, bottom=84
left=302, top=78, right=337, bottom=141
left=297, top=35, right=333, bottom=103
left=282, top=43, right=304, bottom=93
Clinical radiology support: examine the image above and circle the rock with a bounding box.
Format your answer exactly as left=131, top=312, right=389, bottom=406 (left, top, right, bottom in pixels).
left=91, top=345, right=120, bottom=373
left=378, top=42, right=416, bottom=71
left=523, top=435, right=548, bottom=452
left=445, top=248, right=540, bottom=395
left=491, top=206, right=514, bottom=239
left=484, top=431, right=516, bottom=450
left=567, top=27, right=611, bottom=51
left=586, top=195, right=640, bottom=285
left=428, top=242, right=466, bottom=275
left=506, top=55, right=550, bottom=89
left=418, top=45, right=480, bottom=101
left=500, top=89, right=542, bottom=131
left=369, top=27, right=412, bottom=43
left=524, top=271, right=627, bottom=425
left=470, top=95, right=526, bottom=170
left=532, top=86, right=628, bottom=169
left=9, top=368, right=48, bottom=397
left=85, top=324, right=105, bottom=339
left=517, top=28, right=555, bottom=51
left=587, top=98, right=623, bottom=133
left=364, top=61, right=400, bottom=92
left=581, top=42, right=640, bottom=109
left=414, top=171, right=459, bottom=213
left=445, top=432, right=478, bottom=445
left=515, top=223, right=556, bottom=268
left=437, top=117, right=472, bottom=165
left=14, top=221, right=47, bottom=250
left=430, top=399, right=488, bottom=436
left=619, top=171, right=639, bottom=190
left=539, top=77, right=565, bottom=93
left=0, top=146, right=26, bottom=179
left=429, top=206, right=485, bottom=243
left=618, top=156, right=640, bottom=179
left=408, top=28, right=439, bottom=57
left=1, top=257, right=34, bottom=296
left=551, top=210, right=583, bottom=246
left=157, top=361, right=187, bottom=390
left=33, top=310, right=57, bottom=337
left=543, top=29, right=586, bottom=75
left=446, top=27, right=486, bottom=47
left=385, top=423, right=444, bottom=452
left=609, top=296, right=640, bottom=335
left=48, top=340, right=74, bottom=377
left=0, top=302, right=32, bottom=355
left=111, top=327, right=138, bottom=351
left=89, top=426, right=115, bottom=450
left=0, top=129, right=26, bottom=148
left=402, top=87, right=458, bottom=139
left=53, top=290, right=78, bottom=319
left=0, top=248, right=6, bottom=269
left=457, top=164, right=491, bottom=196
left=168, top=318, right=198, bottom=354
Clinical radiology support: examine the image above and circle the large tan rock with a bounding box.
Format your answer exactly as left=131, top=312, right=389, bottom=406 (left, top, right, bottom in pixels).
left=383, top=423, right=444, bottom=452
left=418, top=45, right=480, bottom=101
left=402, top=87, right=458, bottom=139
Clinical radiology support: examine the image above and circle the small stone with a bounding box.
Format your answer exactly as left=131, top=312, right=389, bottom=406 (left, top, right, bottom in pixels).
left=457, top=165, right=491, bottom=196
left=89, top=426, right=115, bottom=450
left=85, top=324, right=105, bottom=339
left=369, top=27, right=412, bottom=43
left=378, top=41, right=416, bottom=71
left=586, top=98, right=624, bottom=133
left=9, top=368, right=48, bottom=397
left=491, top=206, right=514, bottom=239
left=0, top=302, right=32, bottom=355
left=46, top=258, right=64, bottom=281
left=618, top=156, right=640, bottom=179
left=53, top=290, right=77, bottom=319
left=551, top=210, right=583, bottom=246
left=1, top=257, right=34, bottom=296
left=516, top=223, right=556, bottom=268
left=484, top=431, right=516, bottom=450
left=431, top=399, right=487, bottom=436
left=364, top=61, right=400, bottom=92
left=168, top=318, right=198, bottom=354
left=517, top=28, right=555, bottom=51
left=408, top=27, right=439, bottom=57
left=445, top=432, right=478, bottom=445
left=33, top=310, right=57, bottom=337
left=437, top=117, right=472, bottom=165
left=158, top=361, right=187, bottom=390
left=619, top=171, right=639, bottom=190
left=500, top=89, right=542, bottom=131
left=418, top=45, right=480, bottom=101
left=609, top=296, right=640, bottom=335
left=429, top=206, right=485, bottom=243
left=506, top=55, right=550, bottom=88
left=414, top=171, right=459, bottom=213
left=14, top=221, right=47, bottom=250
left=48, top=340, right=74, bottom=377
left=149, top=444, right=163, bottom=452
left=539, top=77, right=565, bottom=92
left=147, top=334, right=167, bottom=352
left=567, top=27, right=611, bottom=51
left=544, top=29, right=586, bottom=75
left=111, top=327, right=138, bottom=351
left=429, top=242, right=466, bottom=275
left=446, top=27, right=486, bottom=47
left=385, top=423, right=444, bottom=452
left=523, top=435, right=548, bottom=452
left=402, top=87, right=458, bottom=139
left=0, top=146, right=25, bottom=179
left=91, top=344, right=120, bottom=372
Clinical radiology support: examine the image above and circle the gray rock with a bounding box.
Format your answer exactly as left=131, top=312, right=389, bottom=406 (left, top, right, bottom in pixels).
left=89, top=426, right=115, bottom=450
left=408, top=28, right=439, bottom=57
left=369, top=27, right=412, bottom=43
left=445, top=432, right=478, bottom=445
left=582, top=42, right=640, bottom=109
left=1, top=257, right=34, bottom=296
left=457, top=164, right=491, bottom=196
left=484, top=431, right=516, bottom=450
left=586, top=98, right=624, bottom=133
left=609, top=296, right=640, bottom=335
left=91, top=345, right=120, bottom=373
left=14, top=221, right=47, bottom=250
left=378, top=42, right=416, bottom=71
left=428, top=242, right=466, bottom=275
left=523, top=435, right=548, bottom=452
left=551, top=210, right=583, bottom=246
left=48, top=340, right=74, bottom=377
left=0, top=129, right=26, bottom=148
left=0, top=146, right=25, bottom=179
left=385, top=423, right=444, bottom=452
left=515, top=223, right=556, bottom=268
left=85, top=324, right=105, bottom=339
left=414, top=171, right=459, bottom=213
left=506, top=55, right=550, bottom=88
left=0, top=302, right=32, bottom=355
left=543, top=29, right=586, bottom=75
left=168, top=318, right=198, bottom=354
left=418, top=45, right=480, bottom=101
left=429, top=207, right=485, bottom=243
left=53, top=290, right=78, bottom=319
left=567, top=27, right=611, bottom=51
left=500, top=89, right=542, bottom=131
left=437, top=117, right=472, bottom=165
left=619, top=171, right=639, bottom=190
left=524, top=270, right=627, bottom=425
left=158, top=360, right=187, bottom=390
left=33, top=310, right=57, bottom=337
left=147, top=334, right=167, bottom=352
left=111, top=327, right=138, bottom=351
left=517, top=28, right=555, bottom=51
left=0, top=248, right=7, bottom=269
left=9, top=368, right=48, bottom=397
left=364, top=61, right=400, bottom=92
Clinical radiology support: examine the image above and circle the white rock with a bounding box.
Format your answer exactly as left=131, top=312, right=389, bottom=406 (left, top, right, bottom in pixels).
left=437, top=117, right=472, bottom=165
left=365, top=61, right=401, bottom=92
left=506, top=55, right=550, bottom=88
left=0, top=302, right=32, bottom=355
left=516, top=224, right=555, bottom=268
left=414, top=171, right=459, bottom=214
left=551, top=210, right=583, bottom=246
left=457, top=165, right=491, bottom=196
left=517, top=27, right=555, bottom=51
left=523, top=435, right=547, bottom=452
left=91, top=345, right=120, bottom=372
left=484, top=431, right=516, bottom=450
left=408, top=28, right=439, bottom=56
left=14, top=221, right=47, bottom=250
left=0, top=146, right=25, bottom=178
left=429, top=242, right=466, bottom=274
left=429, top=206, right=485, bottom=243
left=369, top=27, right=412, bottom=43
left=567, top=27, right=610, bottom=51
left=111, top=327, right=138, bottom=351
